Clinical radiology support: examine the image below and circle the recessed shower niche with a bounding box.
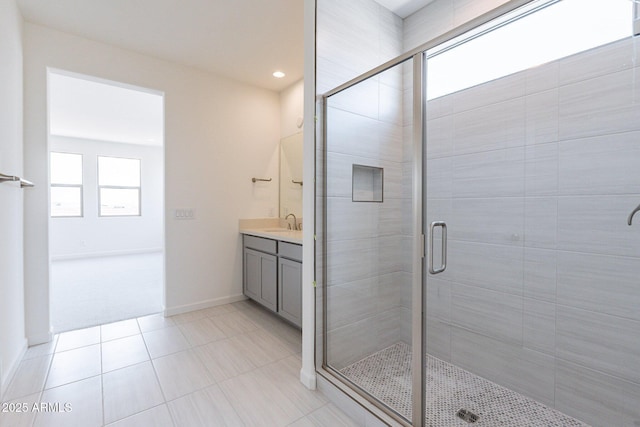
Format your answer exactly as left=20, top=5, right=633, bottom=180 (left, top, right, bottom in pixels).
left=352, top=164, right=383, bottom=202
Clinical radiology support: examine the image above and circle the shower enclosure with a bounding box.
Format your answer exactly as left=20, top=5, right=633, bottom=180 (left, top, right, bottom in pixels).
left=318, top=0, right=640, bottom=425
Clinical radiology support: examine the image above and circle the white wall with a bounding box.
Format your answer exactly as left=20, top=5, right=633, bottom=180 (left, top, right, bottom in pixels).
left=280, top=79, right=304, bottom=139
left=49, top=136, right=163, bottom=259
left=23, top=22, right=281, bottom=343
left=0, top=0, right=27, bottom=397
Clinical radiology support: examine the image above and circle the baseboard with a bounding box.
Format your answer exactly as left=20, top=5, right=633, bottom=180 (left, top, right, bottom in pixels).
left=300, top=367, right=317, bottom=390
left=50, top=247, right=163, bottom=261
left=27, top=330, right=53, bottom=347
left=164, top=294, right=247, bottom=317
left=0, top=338, right=28, bottom=401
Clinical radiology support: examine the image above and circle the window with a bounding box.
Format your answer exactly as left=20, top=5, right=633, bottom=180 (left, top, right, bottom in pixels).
left=50, top=152, right=83, bottom=217
left=98, top=156, right=141, bottom=216
left=426, top=0, right=632, bottom=100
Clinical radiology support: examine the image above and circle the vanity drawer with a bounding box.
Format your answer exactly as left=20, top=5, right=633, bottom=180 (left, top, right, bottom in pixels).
left=279, top=241, right=302, bottom=262
left=244, top=235, right=277, bottom=254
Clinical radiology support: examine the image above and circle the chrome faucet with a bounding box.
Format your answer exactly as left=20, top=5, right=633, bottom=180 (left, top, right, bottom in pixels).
left=285, top=213, right=298, bottom=230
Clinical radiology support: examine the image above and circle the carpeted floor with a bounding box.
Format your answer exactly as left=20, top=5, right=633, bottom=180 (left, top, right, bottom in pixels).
left=50, top=252, right=164, bottom=333
left=340, top=342, right=589, bottom=426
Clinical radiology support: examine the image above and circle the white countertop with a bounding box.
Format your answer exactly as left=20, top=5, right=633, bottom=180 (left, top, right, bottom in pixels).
left=240, top=227, right=303, bottom=245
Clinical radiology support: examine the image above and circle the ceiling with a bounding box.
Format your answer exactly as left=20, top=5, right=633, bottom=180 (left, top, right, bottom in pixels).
left=17, top=0, right=304, bottom=92
left=26, top=0, right=433, bottom=145
left=49, top=71, right=164, bottom=145
left=375, top=0, right=434, bottom=18
left=17, top=0, right=436, bottom=93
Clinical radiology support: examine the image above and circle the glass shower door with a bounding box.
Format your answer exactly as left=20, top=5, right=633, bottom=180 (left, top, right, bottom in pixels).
left=323, top=58, right=419, bottom=423
left=423, top=0, right=640, bottom=425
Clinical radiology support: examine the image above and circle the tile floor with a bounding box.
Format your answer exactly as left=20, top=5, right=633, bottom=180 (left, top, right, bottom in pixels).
left=341, top=343, right=589, bottom=427
left=1, top=300, right=359, bottom=427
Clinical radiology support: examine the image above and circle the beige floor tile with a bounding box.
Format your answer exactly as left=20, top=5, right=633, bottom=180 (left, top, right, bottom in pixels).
left=22, top=336, right=58, bottom=360
left=152, top=349, right=215, bottom=401
left=46, top=345, right=101, bottom=389
left=142, top=326, right=190, bottom=359
left=238, top=302, right=276, bottom=325
left=169, top=309, right=209, bottom=325
left=137, top=313, right=176, bottom=333
left=220, top=369, right=305, bottom=426
left=257, top=358, right=327, bottom=415
left=4, top=354, right=52, bottom=400
left=34, top=376, right=102, bottom=427
left=193, top=339, right=256, bottom=383
left=230, top=300, right=254, bottom=311
left=167, top=384, right=244, bottom=427
left=201, top=304, right=235, bottom=318
left=258, top=325, right=302, bottom=355
left=105, top=404, right=174, bottom=427
left=0, top=392, right=40, bottom=427
left=271, top=354, right=305, bottom=377
left=178, top=317, right=226, bottom=347
left=101, top=319, right=140, bottom=342
left=103, top=362, right=164, bottom=424
left=287, top=417, right=315, bottom=427
left=263, top=319, right=302, bottom=348
left=55, top=326, right=101, bottom=352
left=302, top=403, right=360, bottom=427
left=209, top=311, right=260, bottom=338
left=102, top=334, right=150, bottom=373
left=228, top=330, right=293, bottom=368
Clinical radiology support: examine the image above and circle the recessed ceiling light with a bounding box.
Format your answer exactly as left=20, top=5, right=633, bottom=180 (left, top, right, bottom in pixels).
left=272, top=71, right=286, bottom=78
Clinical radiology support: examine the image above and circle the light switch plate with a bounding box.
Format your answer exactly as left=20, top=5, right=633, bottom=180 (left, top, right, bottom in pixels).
left=174, top=208, right=195, bottom=220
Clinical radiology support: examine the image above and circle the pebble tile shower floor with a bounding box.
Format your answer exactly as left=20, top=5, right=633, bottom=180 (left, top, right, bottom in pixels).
left=340, top=342, right=590, bottom=426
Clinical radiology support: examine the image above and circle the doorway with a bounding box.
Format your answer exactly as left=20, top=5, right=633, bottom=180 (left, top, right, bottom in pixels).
left=47, top=70, right=165, bottom=332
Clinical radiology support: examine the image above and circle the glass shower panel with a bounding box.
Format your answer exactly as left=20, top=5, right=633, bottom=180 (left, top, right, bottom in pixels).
left=324, top=58, right=415, bottom=421
left=423, top=0, right=640, bottom=425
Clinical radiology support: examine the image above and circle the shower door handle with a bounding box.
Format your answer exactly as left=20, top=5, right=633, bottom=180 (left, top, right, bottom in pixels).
left=629, top=203, right=640, bottom=225
left=428, top=221, right=447, bottom=275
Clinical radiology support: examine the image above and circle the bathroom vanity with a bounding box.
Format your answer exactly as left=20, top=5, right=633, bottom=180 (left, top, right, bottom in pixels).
left=240, top=229, right=302, bottom=328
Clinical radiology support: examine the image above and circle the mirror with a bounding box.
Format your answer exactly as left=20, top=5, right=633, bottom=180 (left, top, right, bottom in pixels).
left=279, top=132, right=303, bottom=218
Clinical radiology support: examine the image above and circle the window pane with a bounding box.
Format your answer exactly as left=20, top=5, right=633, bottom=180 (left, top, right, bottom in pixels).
left=100, top=188, right=140, bottom=216
left=98, top=157, right=140, bottom=187
left=51, top=152, right=82, bottom=185
left=51, top=186, right=82, bottom=217
left=427, top=0, right=632, bottom=100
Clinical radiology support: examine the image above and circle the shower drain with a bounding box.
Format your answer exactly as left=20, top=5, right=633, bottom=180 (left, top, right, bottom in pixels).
left=456, top=408, right=479, bottom=423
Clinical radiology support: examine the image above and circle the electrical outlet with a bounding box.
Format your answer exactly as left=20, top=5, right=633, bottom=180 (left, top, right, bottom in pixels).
left=175, top=208, right=195, bottom=220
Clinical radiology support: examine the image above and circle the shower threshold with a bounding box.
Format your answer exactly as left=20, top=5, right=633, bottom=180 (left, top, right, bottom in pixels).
left=340, top=342, right=589, bottom=426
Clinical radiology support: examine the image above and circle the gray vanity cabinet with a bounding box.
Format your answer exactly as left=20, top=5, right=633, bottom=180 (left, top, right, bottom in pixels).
left=242, top=235, right=302, bottom=327
left=243, top=236, right=278, bottom=312
left=278, top=242, right=302, bottom=327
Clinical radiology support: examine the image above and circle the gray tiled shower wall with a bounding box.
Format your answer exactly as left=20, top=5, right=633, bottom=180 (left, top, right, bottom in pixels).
left=421, top=33, right=640, bottom=427
left=318, top=0, right=411, bottom=371
left=318, top=0, right=640, bottom=426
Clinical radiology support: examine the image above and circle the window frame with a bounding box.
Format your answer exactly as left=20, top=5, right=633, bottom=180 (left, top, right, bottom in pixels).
left=97, top=155, right=142, bottom=217
left=50, top=151, right=84, bottom=218
left=424, top=0, right=633, bottom=100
